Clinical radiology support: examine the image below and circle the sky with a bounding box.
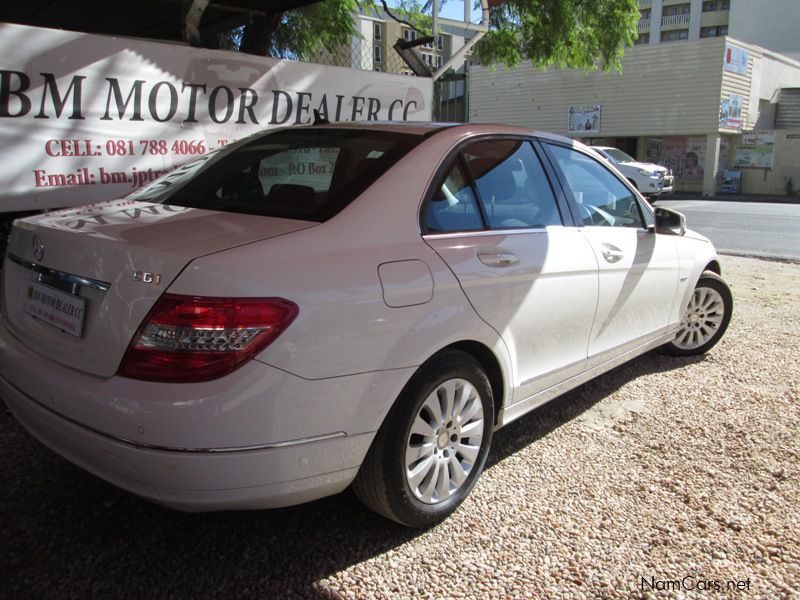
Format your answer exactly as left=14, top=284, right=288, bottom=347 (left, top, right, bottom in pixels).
left=386, top=1, right=481, bottom=24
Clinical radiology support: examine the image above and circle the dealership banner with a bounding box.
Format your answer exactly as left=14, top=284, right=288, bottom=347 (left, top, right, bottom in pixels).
left=0, top=23, right=432, bottom=211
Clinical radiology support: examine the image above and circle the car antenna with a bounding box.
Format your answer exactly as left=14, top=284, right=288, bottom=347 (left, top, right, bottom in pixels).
left=313, top=110, right=329, bottom=125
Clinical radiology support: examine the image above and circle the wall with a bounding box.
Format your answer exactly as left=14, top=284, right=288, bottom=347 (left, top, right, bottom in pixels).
left=729, top=0, right=800, bottom=63
left=469, top=37, right=727, bottom=138
left=737, top=129, right=800, bottom=195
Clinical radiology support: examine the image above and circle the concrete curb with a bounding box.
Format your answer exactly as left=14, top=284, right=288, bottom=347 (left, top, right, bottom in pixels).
left=659, top=193, right=800, bottom=204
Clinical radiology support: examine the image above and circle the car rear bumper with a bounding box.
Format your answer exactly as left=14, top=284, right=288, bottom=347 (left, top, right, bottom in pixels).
left=2, top=373, right=369, bottom=511
left=0, top=312, right=409, bottom=511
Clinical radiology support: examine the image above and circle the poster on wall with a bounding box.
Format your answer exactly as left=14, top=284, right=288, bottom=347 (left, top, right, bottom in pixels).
left=723, top=43, right=749, bottom=75
left=0, top=23, right=432, bottom=211
left=568, top=105, right=601, bottom=134
left=655, top=136, right=706, bottom=188
left=720, top=94, right=744, bottom=129
left=734, top=130, right=775, bottom=168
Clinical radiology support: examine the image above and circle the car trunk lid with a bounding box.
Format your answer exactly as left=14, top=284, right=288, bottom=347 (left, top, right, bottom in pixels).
left=1, top=200, right=315, bottom=378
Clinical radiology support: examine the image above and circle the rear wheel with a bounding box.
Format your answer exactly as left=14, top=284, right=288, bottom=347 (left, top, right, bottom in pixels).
left=353, top=350, right=494, bottom=527
left=663, top=271, right=732, bottom=356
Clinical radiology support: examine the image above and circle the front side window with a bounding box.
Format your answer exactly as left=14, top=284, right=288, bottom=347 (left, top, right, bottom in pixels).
left=547, top=144, right=645, bottom=229
left=463, top=140, right=562, bottom=229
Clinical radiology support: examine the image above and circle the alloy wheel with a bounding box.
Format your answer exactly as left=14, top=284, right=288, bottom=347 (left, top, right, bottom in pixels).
left=404, top=378, right=485, bottom=504
left=673, top=286, right=725, bottom=350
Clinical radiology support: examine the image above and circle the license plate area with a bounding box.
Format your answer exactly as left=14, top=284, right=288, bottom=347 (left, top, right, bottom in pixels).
left=25, top=280, right=87, bottom=338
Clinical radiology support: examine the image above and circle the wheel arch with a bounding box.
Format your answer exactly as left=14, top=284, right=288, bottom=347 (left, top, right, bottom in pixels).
left=703, top=259, right=721, bottom=275
left=439, top=340, right=506, bottom=427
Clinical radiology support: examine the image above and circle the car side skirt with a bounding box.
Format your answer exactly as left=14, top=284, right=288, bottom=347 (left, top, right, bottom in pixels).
left=497, top=328, right=679, bottom=428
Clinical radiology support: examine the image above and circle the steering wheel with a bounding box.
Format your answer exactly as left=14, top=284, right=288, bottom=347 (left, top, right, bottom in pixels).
left=577, top=203, right=597, bottom=226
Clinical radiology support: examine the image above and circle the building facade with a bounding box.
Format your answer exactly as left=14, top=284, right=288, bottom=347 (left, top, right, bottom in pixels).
left=634, top=0, right=799, bottom=61
left=470, top=1, right=800, bottom=196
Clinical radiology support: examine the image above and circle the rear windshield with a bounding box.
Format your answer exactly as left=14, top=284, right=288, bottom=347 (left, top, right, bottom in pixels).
left=126, top=129, right=424, bottom=222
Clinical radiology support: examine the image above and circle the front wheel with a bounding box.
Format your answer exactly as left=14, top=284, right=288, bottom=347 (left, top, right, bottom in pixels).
left=353, top=351, right=494, bottom=527
left=662, top=271, right=732, bottom=356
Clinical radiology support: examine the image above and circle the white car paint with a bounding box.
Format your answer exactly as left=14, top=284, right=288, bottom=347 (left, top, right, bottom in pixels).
left=0, top=123, right=723, bottom=515
left=591, top=146, right=674, bottom=197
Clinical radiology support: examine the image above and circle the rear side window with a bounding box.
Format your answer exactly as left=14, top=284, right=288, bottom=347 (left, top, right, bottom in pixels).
left=463, top=140, right=562, bottom=229
left=127, top=129, right=423, bottom=222
left=547, top=144, right=645, bottom=229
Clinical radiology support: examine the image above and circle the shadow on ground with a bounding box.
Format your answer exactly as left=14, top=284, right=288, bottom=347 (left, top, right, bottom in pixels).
left=0, top=351, right=703, bottom=599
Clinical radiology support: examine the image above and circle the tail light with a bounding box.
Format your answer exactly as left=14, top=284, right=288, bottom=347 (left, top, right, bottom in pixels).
left=118, top=294, right=298, bottom=383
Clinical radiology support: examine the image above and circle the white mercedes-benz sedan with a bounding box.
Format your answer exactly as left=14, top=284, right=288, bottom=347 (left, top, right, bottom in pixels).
left=0, top=123, right=732, bottom=527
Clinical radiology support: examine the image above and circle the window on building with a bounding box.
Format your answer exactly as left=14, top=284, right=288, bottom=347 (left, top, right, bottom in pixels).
left=634, top=33, right=650, bottom=45
left=437, top=35, right=444, bottom=50
left=374, top=45, right=382, bottom=63
left=374, top=22, right=381, bottom=41
left=702, top=0, right=730, bottom=11
left=640, top=8, right=651, bottom=19
left=437, top=55, right=443, bottom=68
left=661, top=29, right=689, bottom=42
left=700, top=25, right=728, bottom=37
left=663, top=3, right=691, bottom=16
left=404, top=29, right=416, bottom=42
left=423, top=37, right=433, bottom=49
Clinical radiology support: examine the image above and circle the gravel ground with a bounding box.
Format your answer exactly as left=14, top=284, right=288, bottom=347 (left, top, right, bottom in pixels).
left=1, top=255, right=798, bottom=599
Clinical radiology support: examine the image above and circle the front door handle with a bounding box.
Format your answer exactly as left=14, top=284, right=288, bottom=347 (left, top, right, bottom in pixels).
left=601, top=244, right=624, bottom=263
left=477, top=252, right=519, bottom=267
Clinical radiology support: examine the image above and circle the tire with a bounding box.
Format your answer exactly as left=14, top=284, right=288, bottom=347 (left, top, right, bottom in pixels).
left=353, top=350, right=494, bottom=527
left=662, top=271, right=732, bottom=356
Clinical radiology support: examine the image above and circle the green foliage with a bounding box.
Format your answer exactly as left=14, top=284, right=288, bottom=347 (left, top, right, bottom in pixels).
left=246, top=0, right=361, bottom=59
left=473, top=0, right=640, bottom=71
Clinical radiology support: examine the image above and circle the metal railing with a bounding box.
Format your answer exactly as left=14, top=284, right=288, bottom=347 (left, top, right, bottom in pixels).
left=661, top=14, right=691, bottom=27
left=638, top=19, right=651, bottom=32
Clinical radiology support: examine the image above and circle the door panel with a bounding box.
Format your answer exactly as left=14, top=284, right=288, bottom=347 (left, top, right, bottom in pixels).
left=580, top=228, right=680, bottom=367
left=543, top=142, right=681, bottom=366
left=426, top=228, right=598, bottom=401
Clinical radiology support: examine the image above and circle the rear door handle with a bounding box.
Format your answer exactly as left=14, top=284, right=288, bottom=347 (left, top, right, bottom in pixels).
left=601, top=244, right=624, bottom=263
left=477, top=252, right=519, bottom=267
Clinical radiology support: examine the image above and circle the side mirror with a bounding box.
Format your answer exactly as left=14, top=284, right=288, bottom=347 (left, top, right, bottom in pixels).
left=654, top=207, right=686, bottom=236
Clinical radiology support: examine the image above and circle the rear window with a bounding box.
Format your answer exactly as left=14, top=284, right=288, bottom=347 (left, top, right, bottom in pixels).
left=127, top=129, right=424, bottom=222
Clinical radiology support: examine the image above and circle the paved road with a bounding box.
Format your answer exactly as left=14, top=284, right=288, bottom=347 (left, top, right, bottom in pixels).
left=655, top=199, right=800, bottom=262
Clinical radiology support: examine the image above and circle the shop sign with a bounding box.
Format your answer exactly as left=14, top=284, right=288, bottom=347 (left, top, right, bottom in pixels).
left=568, top=105, right=601, bottom=134
left=0, top=22, right=432, bottom=211
left=734, top=130, right=775, bottom=168
left=720, top=94, right=744, bottom=129
left=723, top=43, right=749, bottom=75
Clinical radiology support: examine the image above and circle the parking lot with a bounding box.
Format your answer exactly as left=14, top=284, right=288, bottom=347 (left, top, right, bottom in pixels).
left=2, top=254, right=798, bottom=599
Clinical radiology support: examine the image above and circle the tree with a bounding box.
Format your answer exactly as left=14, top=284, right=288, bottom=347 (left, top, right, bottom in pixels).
left=191, top=0, right=638, bottom=73
left=473, top=0, right=640, bottom=71
left=238, top=1, right=362, bottom=58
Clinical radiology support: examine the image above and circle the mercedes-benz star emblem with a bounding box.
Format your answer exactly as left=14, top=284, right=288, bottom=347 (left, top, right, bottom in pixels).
left=32, top=235, right=45, bottom=262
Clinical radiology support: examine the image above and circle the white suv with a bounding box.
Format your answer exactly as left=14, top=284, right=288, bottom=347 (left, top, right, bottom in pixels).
left=591, top=146, right=673, bottom=199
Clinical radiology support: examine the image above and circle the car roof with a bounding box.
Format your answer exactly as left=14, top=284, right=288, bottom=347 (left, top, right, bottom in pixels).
left=306, top=121, right=581, bottom=147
